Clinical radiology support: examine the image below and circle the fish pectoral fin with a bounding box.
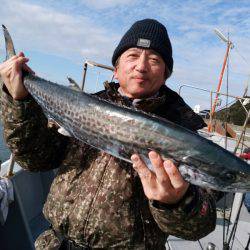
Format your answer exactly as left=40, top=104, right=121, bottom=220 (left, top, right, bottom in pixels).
left=47, top=118, right=71, bottom=137
left=58, top=127, right=71, bottom=137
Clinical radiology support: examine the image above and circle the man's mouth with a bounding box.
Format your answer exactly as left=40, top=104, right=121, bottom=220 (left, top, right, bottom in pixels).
left=133, top=76, right=148, bottom=82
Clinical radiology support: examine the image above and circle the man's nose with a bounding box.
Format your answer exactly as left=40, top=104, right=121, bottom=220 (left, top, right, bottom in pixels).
left=135, top=53, right=148, bottom=72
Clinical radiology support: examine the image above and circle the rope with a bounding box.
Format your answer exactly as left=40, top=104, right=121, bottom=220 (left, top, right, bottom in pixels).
left=234, top=46, right=249, bottom=65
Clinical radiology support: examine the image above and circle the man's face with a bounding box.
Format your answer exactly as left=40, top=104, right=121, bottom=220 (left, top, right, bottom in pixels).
left=114, top=48, right=166, bottom=99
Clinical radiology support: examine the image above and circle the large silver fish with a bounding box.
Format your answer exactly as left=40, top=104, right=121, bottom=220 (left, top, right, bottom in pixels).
left=2, top=25, right=250, bottom=192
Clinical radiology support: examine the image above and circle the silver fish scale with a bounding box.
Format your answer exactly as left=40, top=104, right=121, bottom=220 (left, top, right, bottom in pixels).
left=24, top=75, right=194, bottom=160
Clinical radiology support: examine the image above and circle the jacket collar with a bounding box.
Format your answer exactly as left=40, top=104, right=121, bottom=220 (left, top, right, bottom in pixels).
left=104, top=81, right=166, bottom=112
left=102, top=81, right=206, bottom=131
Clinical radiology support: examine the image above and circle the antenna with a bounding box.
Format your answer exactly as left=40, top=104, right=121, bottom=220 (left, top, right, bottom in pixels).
left=214, top=28, right=228, bottom=43
left=208, top=28, right=234, bottom=132
left=214, top=28, right=234, bottom=48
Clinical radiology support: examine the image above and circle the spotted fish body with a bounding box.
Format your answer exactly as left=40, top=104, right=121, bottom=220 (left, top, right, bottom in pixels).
left=3, top=25, right=250, bottom=192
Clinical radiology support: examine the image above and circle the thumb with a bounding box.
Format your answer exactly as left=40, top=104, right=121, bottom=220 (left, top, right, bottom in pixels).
left=12, top=57, right=29, bottom=75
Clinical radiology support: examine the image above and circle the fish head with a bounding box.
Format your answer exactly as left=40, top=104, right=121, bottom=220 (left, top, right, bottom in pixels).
left=178, top=163, right=250, bottom=192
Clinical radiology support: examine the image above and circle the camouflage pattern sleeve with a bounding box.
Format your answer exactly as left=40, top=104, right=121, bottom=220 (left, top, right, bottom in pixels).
left=1, top=86, right=69, bottom=171
left=35, top=228, right=62, bottom=250
left=149, top=185, right=216, bottom=240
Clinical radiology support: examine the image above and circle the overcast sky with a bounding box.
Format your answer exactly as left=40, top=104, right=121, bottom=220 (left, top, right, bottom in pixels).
left=0, top=0, right=250, bottom=110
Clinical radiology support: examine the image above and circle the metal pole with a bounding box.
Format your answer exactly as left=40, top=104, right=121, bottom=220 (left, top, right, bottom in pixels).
left=208, top=41, right=232, bottom=132
left=230, top=193, right=244, bottom=224
left=245, top=234, right=250, bottom=250
left=178, top=83, right=244, bottom=100
left=86, top=60, right=114, bottom=71
left=81, top=61, right=114, bottom=91
left=227, top=196, right=244, bottom=248
left=209, top=91, right=213, bottom=130
left=81, top=63, right=88, bottom=91
left=233, top=110, right=250, bottom=154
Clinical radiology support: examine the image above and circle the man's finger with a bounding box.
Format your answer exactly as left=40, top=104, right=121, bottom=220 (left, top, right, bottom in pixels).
left=131, top=154, right=153, bottom=181
left=163, top=160, right=187, bottom=189
left=1, top=65, right=12, bottom=77
left=0, top=57, right=18, bottom=72
left=6, top=54, right=33, bottom=75
left=12, top=57, right=29, bottom=74
left=148, top=151, right=171, bottom=185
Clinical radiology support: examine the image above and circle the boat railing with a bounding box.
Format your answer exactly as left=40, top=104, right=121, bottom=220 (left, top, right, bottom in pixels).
left=178, top=83, right=248, bottom=105
left=178, top=83, right=250, bottom=153
left=81, top=60, right=114, bottom=91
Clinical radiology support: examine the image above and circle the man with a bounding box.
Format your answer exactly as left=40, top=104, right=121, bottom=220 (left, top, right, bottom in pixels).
left=0, top=19, right=217, bottom=249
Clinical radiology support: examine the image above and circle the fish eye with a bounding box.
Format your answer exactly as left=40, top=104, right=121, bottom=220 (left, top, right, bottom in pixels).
left=221, top=172, right=236, bottom=182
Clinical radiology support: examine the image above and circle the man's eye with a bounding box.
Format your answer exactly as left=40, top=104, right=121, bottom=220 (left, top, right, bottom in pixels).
left=127, top=54, right=139, bottom=58
left=150, top=58, right=159, bottom=63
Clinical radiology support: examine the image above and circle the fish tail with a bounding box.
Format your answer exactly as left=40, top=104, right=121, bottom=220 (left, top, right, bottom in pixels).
left=2, top=25, right=16, bottom=59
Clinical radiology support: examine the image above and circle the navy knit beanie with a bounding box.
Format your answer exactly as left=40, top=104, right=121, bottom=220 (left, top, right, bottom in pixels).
left=112, top=19, right=173, bottom=73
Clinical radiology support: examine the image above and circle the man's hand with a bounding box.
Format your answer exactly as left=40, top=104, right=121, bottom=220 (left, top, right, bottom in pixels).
left=131, top=151, right=189, bottom=205
left=0, top=52, right=34, bottom=100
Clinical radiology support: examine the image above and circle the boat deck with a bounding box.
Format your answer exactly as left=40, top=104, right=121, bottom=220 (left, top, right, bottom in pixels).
left=167, top=195, right=250, bottom=249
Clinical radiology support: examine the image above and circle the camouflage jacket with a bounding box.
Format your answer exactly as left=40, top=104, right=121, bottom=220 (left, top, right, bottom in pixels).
left=1, top=82, right=216, bottom=249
